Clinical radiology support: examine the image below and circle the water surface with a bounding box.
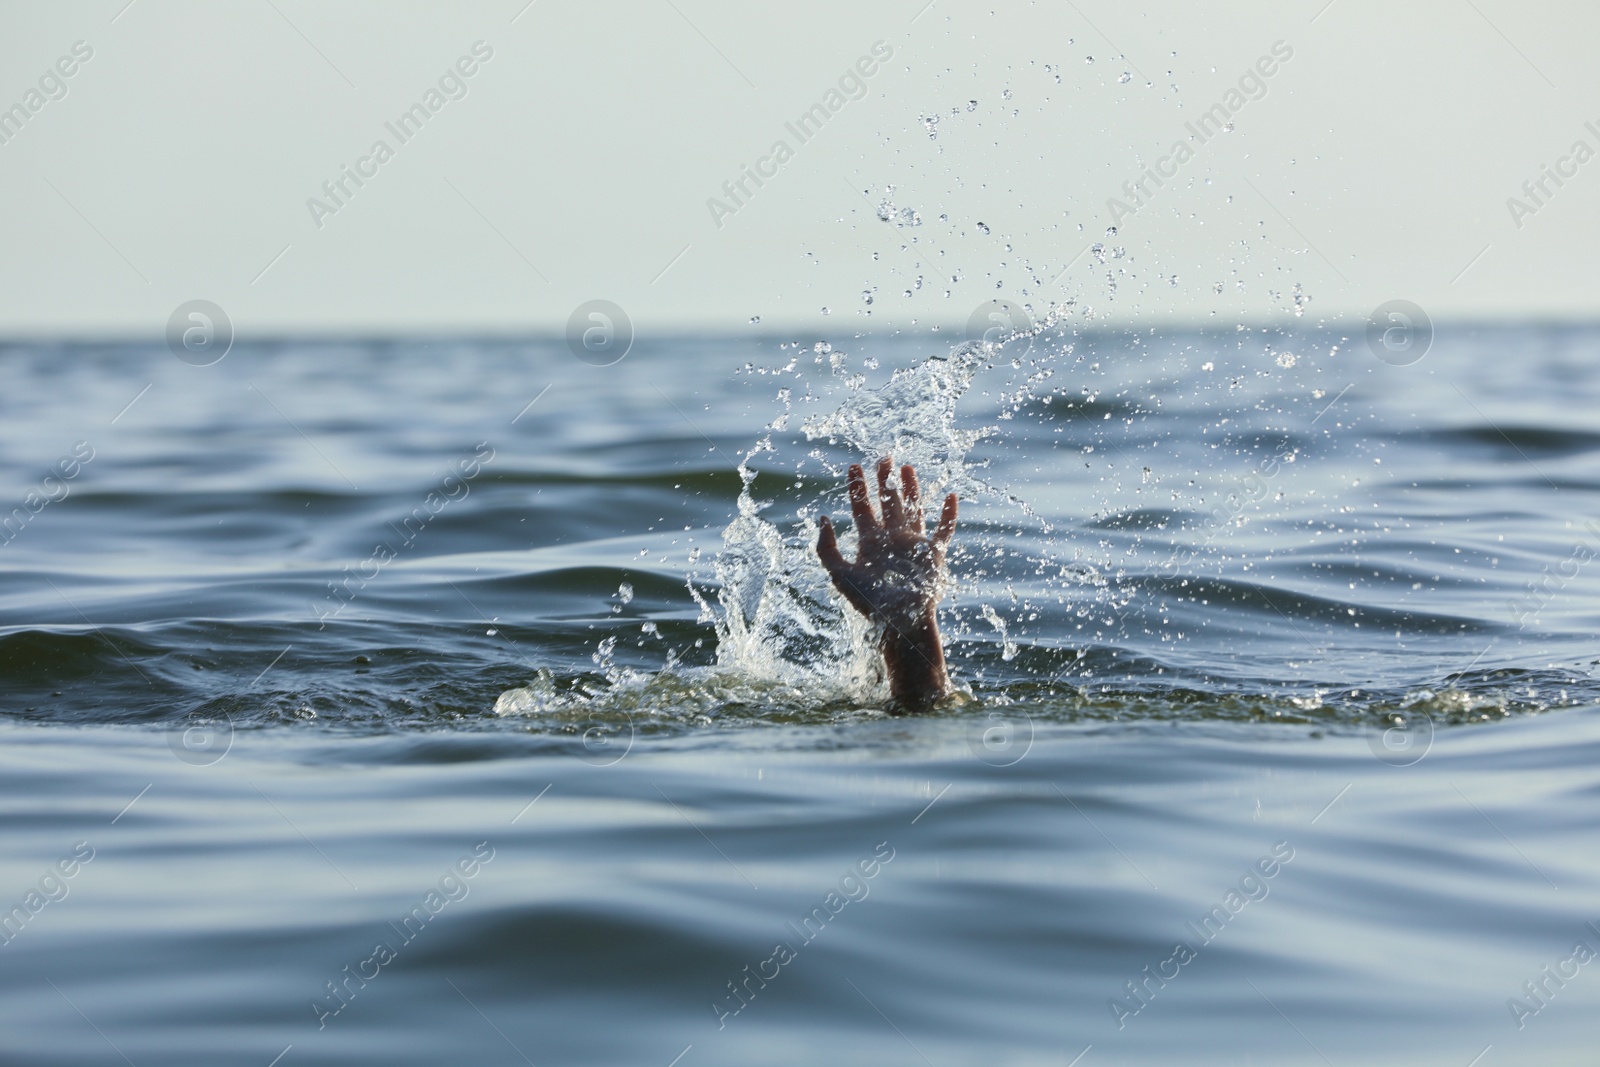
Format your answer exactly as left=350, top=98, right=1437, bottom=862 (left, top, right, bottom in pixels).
left=2, top=326, right=1598, bottom=1065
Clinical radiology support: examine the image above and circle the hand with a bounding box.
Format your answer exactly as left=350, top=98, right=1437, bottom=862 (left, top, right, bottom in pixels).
left=817, top=457, right=958, bottom=623
left=817, top=457, right=958, bottom=710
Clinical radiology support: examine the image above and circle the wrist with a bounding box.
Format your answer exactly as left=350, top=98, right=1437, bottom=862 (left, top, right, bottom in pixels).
left=877, top=605, right=948, bottom=711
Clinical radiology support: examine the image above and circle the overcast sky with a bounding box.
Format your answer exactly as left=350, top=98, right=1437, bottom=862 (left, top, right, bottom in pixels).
left=1, top=0, right=1598, bottom=339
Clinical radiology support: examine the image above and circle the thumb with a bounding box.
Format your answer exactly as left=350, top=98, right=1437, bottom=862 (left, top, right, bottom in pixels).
left=817, top=515, right=846, bottom=573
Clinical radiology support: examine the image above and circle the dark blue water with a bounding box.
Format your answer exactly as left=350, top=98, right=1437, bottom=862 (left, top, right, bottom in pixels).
left=3, top=326, right=1599, bottom=1065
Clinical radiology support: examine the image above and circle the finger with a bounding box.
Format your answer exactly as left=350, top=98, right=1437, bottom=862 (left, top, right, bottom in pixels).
left=817, top=515, right=847, bottom=574
left=901, top=464, right=924, bottom=534
left=901, top=464, right=920, bottom=504
left=932, top=493, right=958, bottom=555
left=819, top=518, right=874, bottom=615
left=877, top=456, right=905, bottom=529
left=847, top=464, right=879, bottom=534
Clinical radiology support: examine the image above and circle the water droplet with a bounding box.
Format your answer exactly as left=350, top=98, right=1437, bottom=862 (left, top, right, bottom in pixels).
left=1001, top=87, right=1013, bottom=100
left=976, top=221, right=990, bottom=235
left=821, top=306, right=831, bottom=315
left=1118, top=71, right=1132, bottom=83
left=862, top=290, right=874, bottom=305
left=1084, top=55, right=1095, bottom=64
left=617, top=582, right=634, bottom=604
left=1291, top=282, right=1310, bottom=317
left=897, top=206, right=922, bottom=227
left=966, top=99, right=978, bottom=111
left=748, top=315, right=761, bottom=324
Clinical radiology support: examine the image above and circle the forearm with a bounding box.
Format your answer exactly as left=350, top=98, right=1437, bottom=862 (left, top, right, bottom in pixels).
left=878, top=607, right=949, bottom=712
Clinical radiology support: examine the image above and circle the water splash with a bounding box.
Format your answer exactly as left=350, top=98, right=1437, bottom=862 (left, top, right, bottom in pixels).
left=980, top=603, right=1020, bottom=661
left=688, top=445, right=884, bottom=701
left=496, top=335, right=1069, bottom=721
left=700, top=338, right=1043, bottom=695
left=800, top=341, right=992, bottom=500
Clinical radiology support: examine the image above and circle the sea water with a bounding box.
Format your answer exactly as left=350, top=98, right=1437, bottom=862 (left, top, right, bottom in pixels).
left=2, top=326, right=1598, bottom=1065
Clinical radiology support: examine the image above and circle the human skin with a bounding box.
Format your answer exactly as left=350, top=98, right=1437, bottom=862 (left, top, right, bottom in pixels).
left=816, top=456, right=958, bottom=712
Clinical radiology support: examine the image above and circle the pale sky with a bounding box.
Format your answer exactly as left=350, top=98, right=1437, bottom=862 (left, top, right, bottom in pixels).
left=1, top=0, right=1598, bottom=339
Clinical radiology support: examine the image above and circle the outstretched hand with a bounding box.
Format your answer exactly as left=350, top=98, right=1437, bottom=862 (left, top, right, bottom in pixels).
left=817, top=457, right=957, bottom=710
left=817, top=457, right=957, bottom=623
